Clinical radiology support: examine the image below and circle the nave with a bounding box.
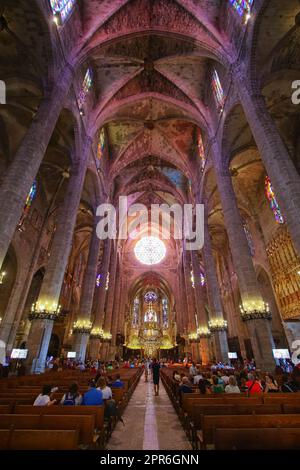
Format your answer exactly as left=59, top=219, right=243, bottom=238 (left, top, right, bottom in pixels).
left=107, top=372, right=191, bottom=451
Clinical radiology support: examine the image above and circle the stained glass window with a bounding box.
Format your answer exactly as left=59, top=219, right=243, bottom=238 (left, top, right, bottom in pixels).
left=134, top=236, right=166, bottom=265
left=242, top=219, right=255, bottom=256
left=162, top=297, right=169, bottom=328
left=78, top=68, right=93, bottom=109
left=132, top=297, right=139, bottom=326
left=144, top=291, right=158, bottom=304
left=50, top=0, right=76, bottom=24
left=97, top=128, right=105, bottom=160
left=265, top=176, right=285, bottom=224
left=18, top=181, right=37, bottom=229
left=212, top=70, right=225, bottom=111
left=200, top=270, right=206, bottom=287
left=96, top=273, right=103, bottom=288
left=197, top=129, right=206, bottom=170
left=229, top=0, right=253, bottom=22
left=144, top=305, right=157, bottom=322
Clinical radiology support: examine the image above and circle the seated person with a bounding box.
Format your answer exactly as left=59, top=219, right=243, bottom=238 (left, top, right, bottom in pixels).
left=264, top=374, right=279, bottom=393
left=179, top=377, right=193, bottom=394
left=211, top=375, right=224, bottom=394
left=198, top=378, right=211, bottom=395
left=189, top=362, right=198, bottom=377
left=111, top=374, right=125, bottom=388
left=193, top=370, right=203, bottom=385
left=97, top=377, right=113, bottom=400
left=61, top=382, right=82, bottom=405
left=246, top=373, right=263, bottom=395
left=225, top=376, right=241, bottom=394
left=281, top=372, right=300, bottom=393
left=82, top=379, right=103, bottom=405
left=33, top=384, right=57, bottom=406
left=172, top=370, right=181, bottom=382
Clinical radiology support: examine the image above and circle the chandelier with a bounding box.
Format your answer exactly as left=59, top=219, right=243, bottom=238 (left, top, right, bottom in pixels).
left=134, top=236, right=166, bottom=265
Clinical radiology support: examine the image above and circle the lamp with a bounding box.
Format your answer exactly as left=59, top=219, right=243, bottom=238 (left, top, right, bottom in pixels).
left=72, top=320, right=92, bottom=334
left=208, top=318, right=228, bottom=332
left=29, top=301, right=61, bottom=321
left=239, top=300, right=272, bottom=321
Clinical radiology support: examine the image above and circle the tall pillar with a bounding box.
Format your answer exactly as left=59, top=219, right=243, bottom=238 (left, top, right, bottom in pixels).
left=73, top=221, right=101, bottom=362
left=26, top=138, right=90, bottom=373
left=0, top=64, right=74, bottom=270
left=1, top=172, right=68, bottom=349
left=89, top=239, right=112, bottom=360
left=182, top=248, right=199, bottom=361
left=202, top=212, right=229, bottom=363
left=211, top=139, right=275, bottom=371
left=108, top=260, right=122, bottom=360
left=233, top=62, right=300, bottom=256
left=190, top=250, right=211, bottom=364
left=101, top=243, right=118, bottom=360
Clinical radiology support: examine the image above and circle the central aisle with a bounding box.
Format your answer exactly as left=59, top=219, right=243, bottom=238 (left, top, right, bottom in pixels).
left=107, top=372, right=191, bottom=450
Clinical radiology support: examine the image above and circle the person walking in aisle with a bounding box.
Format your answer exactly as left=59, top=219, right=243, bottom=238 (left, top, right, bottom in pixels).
left=152, top=358, right=160, bottom=396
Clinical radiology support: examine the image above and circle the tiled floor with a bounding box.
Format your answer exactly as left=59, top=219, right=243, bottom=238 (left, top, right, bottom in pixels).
left=107, top=373, right=191, bottom=450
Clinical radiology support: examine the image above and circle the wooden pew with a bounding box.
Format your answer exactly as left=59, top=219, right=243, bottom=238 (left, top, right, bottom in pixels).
left=0, top=429, right=79, bottom=450
left=0, top=414, right=95, bottom=446
left=263, top=395, right=300, bottom=405
left=182, top=395, right=263, bottom=415
left=14, top=405, right=104, bottom=430
left=214, top=427, right=300, bottom=450
left=283, top=404, right=300, bottom=414
left=201, top=414, right=300, bottom=449
left=0, top=404, right=13, bottom=414
left=188, top=403, right=282, bottom=448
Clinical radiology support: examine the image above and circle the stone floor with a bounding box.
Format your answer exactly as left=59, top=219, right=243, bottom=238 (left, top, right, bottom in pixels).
left=107, top=372, right=191, bottom=450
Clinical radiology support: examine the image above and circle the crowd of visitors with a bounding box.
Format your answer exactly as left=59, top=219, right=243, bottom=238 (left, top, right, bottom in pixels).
left=171, top=361, right=300, bottom=398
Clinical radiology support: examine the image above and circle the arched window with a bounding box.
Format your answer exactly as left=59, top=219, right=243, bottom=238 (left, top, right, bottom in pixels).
left=229, top=0, right=253, bottom=22
left=144, top=305, right=157, bottom=323
left=242, top=219, right=255, bottom=256
left=95, top=273, right=103, bottom=288
left=18, top=180, right=37, bottom=229
left=162, top=297, right=169, bottom=328
left=50, top=0, right=76, bottom=24
left=265, top=176, right=285, bottom=224
left=97, top=128, right=106, bottom=161
left=197, top=129, right=206, bottom=170
left=132, top=297, right=139, bottom=326
left=212, top=70, right=225, bottom=112
left=200, top=269, right=206, bottom=287
left=78, top=68, right=93, bottom=110
left=144, top=291, right=158, bottom=304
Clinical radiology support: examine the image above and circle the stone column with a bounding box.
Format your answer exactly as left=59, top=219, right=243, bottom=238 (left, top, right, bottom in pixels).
left=25, top=137, right=90, bottom=373
left=233, top=62, right=300, bottom=256
left=190, top=250, right=211, bottom=364
left=202, top=212, right=229, bottom=363
left=101, top=243, right=118, bottom=360
left=1, top=172, right=68, bottom=349
left=211, top=139, right=275, bottom=371
left=182, top=248, right=199, bottom=361
left=89, top=238, right=112, bottom=360
left=0, top=64, right=74, bottom=270
left=73, top=221, right=101, bottom=362
left=108, top=260, right=122, bottom=360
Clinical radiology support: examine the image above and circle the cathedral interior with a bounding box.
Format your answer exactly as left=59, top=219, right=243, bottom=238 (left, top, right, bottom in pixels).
left=0, top=0, right=300, bottom=376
